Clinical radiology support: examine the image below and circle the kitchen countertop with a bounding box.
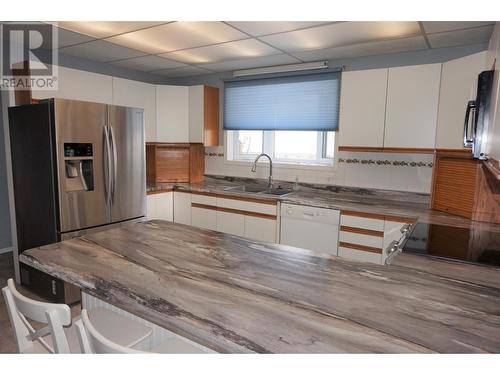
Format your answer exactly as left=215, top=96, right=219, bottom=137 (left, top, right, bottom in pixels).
left=20, top=220, right=500, bottom=353
left=147, top=176, right=500, bottom=231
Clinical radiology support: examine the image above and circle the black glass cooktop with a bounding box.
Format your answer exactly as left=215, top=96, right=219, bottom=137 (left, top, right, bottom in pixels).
left=402, top=222, right=500, bottom=268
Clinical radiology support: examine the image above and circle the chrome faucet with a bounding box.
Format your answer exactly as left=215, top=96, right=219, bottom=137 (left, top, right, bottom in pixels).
left=251, top=153, right=273, bottom=188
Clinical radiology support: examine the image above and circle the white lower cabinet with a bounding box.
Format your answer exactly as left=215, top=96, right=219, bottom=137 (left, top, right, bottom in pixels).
left=337, top=246, right=382, bottom=264
left=173, top=192, right=191, bottom=225
left=244, top=216, right=277, bottom=243
left=191, top=206, right=217, bottom=230
left=146, top=192, right=173, bottom=221
left=216, top=211, right=245, bottom=236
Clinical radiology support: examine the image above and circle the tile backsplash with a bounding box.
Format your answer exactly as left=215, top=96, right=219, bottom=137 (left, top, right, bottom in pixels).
left=205, top=146, right=434, bottom=194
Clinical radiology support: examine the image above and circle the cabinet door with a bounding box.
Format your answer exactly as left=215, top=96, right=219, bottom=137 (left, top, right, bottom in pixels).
left=338, top=68, right=387, bottom=148
left=156, top=192, right=173, bottom=221
left=216, top=211, right=245, bottom=236
left=188, top=85, right=204, bottom=143
left=192, top=206, right=217, bottom=230
left=244, top=216, right=276, bottom=243
left=435, top=52, right=486, bottom=149
left=156, top=85, right=189, bottom=142
left=32, top=66, right=113, bottom=104
left=113, top=77, right=157, bottom=142
left=146, top=195, right=157, bottom=220
left=173, top=192, right=191, bottom=225
left=384, top=63, right=441, bottom=148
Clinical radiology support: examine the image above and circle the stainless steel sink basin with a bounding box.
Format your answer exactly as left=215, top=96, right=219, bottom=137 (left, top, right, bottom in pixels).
left=225, top=185, right=293, bottom=196
left=224, top=184, right=269, bottom=193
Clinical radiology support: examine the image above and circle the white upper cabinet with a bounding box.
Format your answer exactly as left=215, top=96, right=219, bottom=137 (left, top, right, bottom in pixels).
left=435, top=51, right=487, bottom=149
left=338, top=68, right=388, bottom=148
left=112, top=77, right=156, bottom=142
left=156, top=85, right=189, bottom=142
left=32, top=66, right=113, bottom=104
left=189, top=85, right=220, bottom=146
left=384, top=63, right=442, bottom=148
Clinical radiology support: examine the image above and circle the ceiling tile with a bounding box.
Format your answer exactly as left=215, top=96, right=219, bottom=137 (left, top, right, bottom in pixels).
left=53, top=21, right=167, bottom=38
left=59, top=40, right=146, bottom=62
left=427, top=25, right=494, bottom=49
left=106, top=22, right=247, bottom=54
left=153, top=66, right=213, bottom=77
left=226, top=21, right=331, bottom=36
left=199, top=54, right=301, bottom=72
left=110, top=55, right=186, bottom=71
left=291, top=36, right=428, bottom=61
left=159, top=39, right=280, bottom=64
left=259, top=21, right=421, bottom=52
left=422, top=21, right=495, bottom=34
left=56, top=28, right=95, bottom=48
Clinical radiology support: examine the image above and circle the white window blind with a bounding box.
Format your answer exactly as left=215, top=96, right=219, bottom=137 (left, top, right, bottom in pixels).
left=224, top=72, right=340, bottom=131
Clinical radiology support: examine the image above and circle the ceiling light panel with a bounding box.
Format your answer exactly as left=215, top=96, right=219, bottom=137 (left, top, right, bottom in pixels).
left=106, top=21, right=247, bottom=54
left=259, top=21, right=421, bottom=52
left=59, top=40, right=146, bottom=62
left=159, top=38, right=280, bottom=64
left=427, top=25, right=494, bottom=49
left=110, top=55, right=186, bottom=71
left=53, top=21, right=166, bottom=38
left=291, top=36, right=428, bottom=61
left=226, top=21, right=331, bottom=36
left=422, top=21, right=494, bottom=34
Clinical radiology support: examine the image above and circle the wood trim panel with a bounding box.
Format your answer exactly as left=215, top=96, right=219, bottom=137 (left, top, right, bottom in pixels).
left=341, top=210, right=413, bottom=223
left=189, top=143, right=205, bottom=183
left=340, top=210, right=386, bottom=221
left=203, top=86, right=219, bottom=147
left=338, top=242, right=382, bottom=254
left=340, top=226, right=384, bottom=237
left=434, top=148, right=473, bottom=158
left=189, top=190, right=277, bottom=206
left=155, top=146, right=190, bottom=183
left=191, top=202, right=277, bottom=220
left=338, top=146, right=434, bottom=154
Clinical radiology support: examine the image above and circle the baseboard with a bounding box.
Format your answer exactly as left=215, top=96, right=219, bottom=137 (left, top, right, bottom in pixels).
left=0, top=247, right=13, bottom=254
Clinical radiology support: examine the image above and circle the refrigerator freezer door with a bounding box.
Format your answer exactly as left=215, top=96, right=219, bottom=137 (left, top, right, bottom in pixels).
left=54, top=99, right=110, bottom=233
left=108, top=105, right=146, bottom=222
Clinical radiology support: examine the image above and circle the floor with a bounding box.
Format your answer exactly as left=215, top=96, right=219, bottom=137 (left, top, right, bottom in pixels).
left=0, top=252, right=81, bottom=354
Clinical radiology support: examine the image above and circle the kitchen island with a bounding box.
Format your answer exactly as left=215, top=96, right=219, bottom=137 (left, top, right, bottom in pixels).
left=20, top=220, right=500, bottom=353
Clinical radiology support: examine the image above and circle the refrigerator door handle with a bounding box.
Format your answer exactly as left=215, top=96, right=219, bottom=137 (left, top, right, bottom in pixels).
left=103, top=125, right=112, bottom=205
left=463, top=100, right=476, bottom=148
left=109, top=125, right=118, bottom=204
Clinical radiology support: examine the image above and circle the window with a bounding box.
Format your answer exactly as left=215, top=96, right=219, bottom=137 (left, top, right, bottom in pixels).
left=227, top=130, right=335, bottom=166
left=224, top=71, right=339, bottom=166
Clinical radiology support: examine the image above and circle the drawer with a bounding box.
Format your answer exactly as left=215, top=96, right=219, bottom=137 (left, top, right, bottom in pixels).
left=338, top=246, right=382, bottom=264
left=191, top=193, right=217, bottom=206
left=340, top=215, right=385, bottom=231
left=339, top=231, right=383, bottom=249
left=216, top=197, right=277, bottom=216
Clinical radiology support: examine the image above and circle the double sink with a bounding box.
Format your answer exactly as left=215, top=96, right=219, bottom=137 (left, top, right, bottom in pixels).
left=224, top=184, right=294, bottom=196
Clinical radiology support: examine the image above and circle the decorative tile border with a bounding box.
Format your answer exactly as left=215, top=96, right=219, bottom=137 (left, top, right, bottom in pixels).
left=338, top=158, right=433, bottom=168
left=206, top=152, right=225, bottom=157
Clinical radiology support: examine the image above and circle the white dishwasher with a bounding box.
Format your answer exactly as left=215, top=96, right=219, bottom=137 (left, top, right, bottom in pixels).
left=280, top=203, right=340, bottom=255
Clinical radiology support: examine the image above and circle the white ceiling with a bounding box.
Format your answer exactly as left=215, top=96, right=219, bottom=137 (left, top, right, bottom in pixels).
left=46, top=21, right=494, bottom=78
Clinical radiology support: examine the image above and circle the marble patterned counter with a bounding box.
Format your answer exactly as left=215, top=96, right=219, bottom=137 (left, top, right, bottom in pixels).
left=20, top=221, right=500, bottom=353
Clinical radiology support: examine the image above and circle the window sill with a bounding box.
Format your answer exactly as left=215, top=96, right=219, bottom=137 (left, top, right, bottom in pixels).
left=224, top=158, right=336, bottom=172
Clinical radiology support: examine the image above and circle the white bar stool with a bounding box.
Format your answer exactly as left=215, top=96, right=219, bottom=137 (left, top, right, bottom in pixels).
left=2, top=279, right=153, bottom=353
left=76, top=309, right=207, bottom=354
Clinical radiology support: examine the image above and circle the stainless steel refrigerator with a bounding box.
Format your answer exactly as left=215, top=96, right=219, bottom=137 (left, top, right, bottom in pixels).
left=9, top=98, right=146, bottom=303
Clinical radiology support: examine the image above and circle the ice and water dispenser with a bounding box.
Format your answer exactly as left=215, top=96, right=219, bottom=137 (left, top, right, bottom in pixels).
left=63, top=143, right=94, bottom=192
